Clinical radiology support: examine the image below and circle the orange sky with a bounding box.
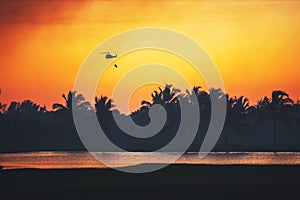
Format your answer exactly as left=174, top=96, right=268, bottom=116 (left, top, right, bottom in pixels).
left=0, top=0, right=300, bottom=113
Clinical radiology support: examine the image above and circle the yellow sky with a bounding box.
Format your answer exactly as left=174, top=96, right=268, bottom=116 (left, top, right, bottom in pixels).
left=0, top=0, right=300, bottom=113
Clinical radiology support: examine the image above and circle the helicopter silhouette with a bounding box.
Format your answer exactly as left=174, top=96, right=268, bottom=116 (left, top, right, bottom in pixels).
left=100, top=51, right=117, bottom=59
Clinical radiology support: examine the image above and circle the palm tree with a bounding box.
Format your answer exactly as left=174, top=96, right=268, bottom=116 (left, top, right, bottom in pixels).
left=232, top=96, right=251, bottom=114
left=19, top=100, right=40, bottom=113
left=255, top=90, right=295, bottom=151
left=95, top=96, right=115, bottom=133
left=7, top=101, right=20, bottom=115
left=140, top=84, right=181, bottom=137
left=0, top=102, right=6, bottom=115
left=5, top=100, right=46, bottom=122
left=52, top=91, right=90, bottom=113
left=185, top=86, right=209, bottom=104
left=6, top=100, right=41, bottom=114
left=0, top=89, right=6, bottom=115
left=222, top=94, right=235, bottom=145
left=185, top=86, right=211, bottom=129
left=141, top=84, right=180, bottom=108
left=222, top=95, right=253, bottom=147
left=95, top=95, right=115, bottom=113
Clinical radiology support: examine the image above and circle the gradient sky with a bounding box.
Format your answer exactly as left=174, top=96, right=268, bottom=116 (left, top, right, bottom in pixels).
left=0, top=0, right=300, bottom=113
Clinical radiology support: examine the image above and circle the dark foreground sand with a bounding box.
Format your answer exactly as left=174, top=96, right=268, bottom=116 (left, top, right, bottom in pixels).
left=1, top=165, right=300, bottom=200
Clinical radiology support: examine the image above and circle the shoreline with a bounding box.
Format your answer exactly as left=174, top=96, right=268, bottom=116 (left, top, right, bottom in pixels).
left=2, top=151, right=300, bottom=170
left=2, top=149, right=300, bottom=154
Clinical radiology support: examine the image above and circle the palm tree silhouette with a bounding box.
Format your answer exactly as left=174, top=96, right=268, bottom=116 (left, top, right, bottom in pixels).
left=185, top=86, right=209, bottom=105
left=141, top=84, right=181, bottom=111
left=0, top=89, right=7, bottom=115
left=52, top=91, right=90, bottom=113
left=141, top=84, right=181, bottom=138
left=95, top=95, right=115, bottom=134
left=222, top=95, right=253, bottom=147
left=0, top=103, right=6, bottom=114
left=95, top=95, right=115, bottom=113
left=232, top=96, right=252, bottom=114
left=19, top=100, right=41, bottom=113
left=7, top=100, right=42, bottom=114
left=185, top=86, right=211, bottom=129
left=256, top=91, right=295, bottom=151
left=0, top=103, right=6, bottom=115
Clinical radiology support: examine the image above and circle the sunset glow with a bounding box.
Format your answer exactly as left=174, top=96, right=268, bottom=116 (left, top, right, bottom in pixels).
left=1, top=0, right=300, bottom=113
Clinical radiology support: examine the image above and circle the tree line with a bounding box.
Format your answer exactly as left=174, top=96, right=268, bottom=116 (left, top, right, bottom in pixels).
left=0, top=85, right=300, bottom=152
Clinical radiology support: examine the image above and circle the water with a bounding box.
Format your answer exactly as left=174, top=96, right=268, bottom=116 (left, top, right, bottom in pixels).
left=1, top=152, right=300, bottom=170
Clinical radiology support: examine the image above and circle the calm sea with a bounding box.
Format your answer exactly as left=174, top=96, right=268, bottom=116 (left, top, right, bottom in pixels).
left=1, top=152, right=300, bottom=170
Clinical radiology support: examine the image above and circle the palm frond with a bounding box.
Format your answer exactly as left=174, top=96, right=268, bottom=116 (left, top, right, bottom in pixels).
left=52, top=103, right=67, bottom=111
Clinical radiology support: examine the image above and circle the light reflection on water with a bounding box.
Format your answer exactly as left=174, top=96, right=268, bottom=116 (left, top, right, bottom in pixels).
left=1, top=152, right=300, bottom=170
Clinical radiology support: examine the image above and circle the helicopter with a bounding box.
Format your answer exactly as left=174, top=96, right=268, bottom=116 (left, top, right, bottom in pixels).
left=100, top=51, right=117, bottom=59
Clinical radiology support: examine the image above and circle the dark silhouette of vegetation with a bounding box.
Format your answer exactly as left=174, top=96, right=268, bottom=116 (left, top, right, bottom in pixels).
left=222, top=95, right=253, bottom=146
left=255, top=91, right=298, bottom=151
left=141, top=84, right=181, bottom=110
left=95, top=95, right=115, bottom=113
left=52, top=91, right=91, bottom=113
left=0, top=86, right=300, bottom=153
